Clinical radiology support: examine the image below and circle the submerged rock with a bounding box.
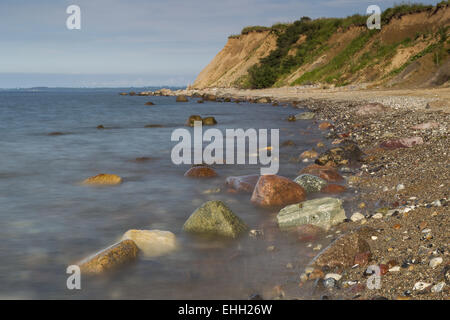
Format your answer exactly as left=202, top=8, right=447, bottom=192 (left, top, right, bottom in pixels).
left=309, top=227, right=376, bottom=269
left=295, top=112, right=315, bottom=120
left=176, top=95, right=189, bottom=102
left=251, top=175, right=306, bottom=208
left=277, top=197, right=346, bottom=230
left=300, top=149, right=319, bottom=159
left=82, top=174, right=122, bottom=186
left=300, top=164, right=343, bottom=182
left=297, top=224, right=325, bottom=242
left=315, top=142, right=363, bottom=166
left=145, top=101, right=155, bottom=106
left=183, top=200, right=248, bottom=238
left=78, top=240, right=139, bottom=275
left=121, top=230, right=177, bottom=258
left=186, top=115, right=203, bottom=127
left=321, top=184, right=347, bottom=194
left=202, top=116, right=217, bottom=126
left=184, top=166, right=217, bottom=178
left=226, top=175, right=259, bottom=193
left=294, top=174, right=327, bottom=193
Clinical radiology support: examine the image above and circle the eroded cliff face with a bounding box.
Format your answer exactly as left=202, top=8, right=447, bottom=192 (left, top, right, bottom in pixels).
left=193, top=5, right=450, bottom=89
left=193, top=31, right=277, bottom=88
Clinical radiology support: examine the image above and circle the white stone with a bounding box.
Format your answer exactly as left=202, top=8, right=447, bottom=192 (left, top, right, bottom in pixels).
left=413, top=282, right=431, bottom=291
left=431, top=282, right=445, bottom=293
left=372, top=213, right=383, bottom=219
left=371, top=236, right=378, bottom=240
left=396, top=184, right=405, bottom=191
left=121, top=229, right=178, bottom=258
left=389, top=266, right=401, bottom=272
left=429, top=257, right=443, bottom=268
left=350, top=212, right=365, bottom=222
left=325, top=273, right=342, bottom=281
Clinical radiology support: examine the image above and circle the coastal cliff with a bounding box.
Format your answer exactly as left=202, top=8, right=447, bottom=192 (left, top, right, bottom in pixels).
left=193, top=2, right=450, bottom=90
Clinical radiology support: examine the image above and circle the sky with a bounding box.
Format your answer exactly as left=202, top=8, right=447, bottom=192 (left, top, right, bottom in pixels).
left=0, top=0, right=443, bottom=88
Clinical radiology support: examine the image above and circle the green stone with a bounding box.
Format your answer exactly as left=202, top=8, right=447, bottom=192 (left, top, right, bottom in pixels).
left=294, top=174, right=327, bottom=193
left=183, top=201, right=248, bottom=238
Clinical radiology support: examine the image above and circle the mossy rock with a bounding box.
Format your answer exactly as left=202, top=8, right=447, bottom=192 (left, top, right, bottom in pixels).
left=183, top=201, right=248, bottom=238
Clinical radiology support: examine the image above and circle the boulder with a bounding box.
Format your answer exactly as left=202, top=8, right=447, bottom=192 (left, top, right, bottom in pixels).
left=315, top=142, right=363, bottom=166
left=277, top=197, right=346, bottom=230
left=186, top=115, right=203, bottom=127
left=309, top=227, right=376, bottom=269
left=355, top=103, right=386, bottom=116
left=202, top=116, right=217, bottom=126
left=78, top=240, right=138, bottom=275
left=225, top=175, right=259, bottom=193
left=380, top=137, right=424, bottom=150
left=184, top=166, right=217, bottom=178
left=294, top=174, right=327, bottom=193
left=251, top=175, right=306, bottom=208
left=176, top=95, right=189, bottom=102
left=121, top=230, right=177, bottom=258
left=321, top=184, right=347, bottom=194
left=183, top=200, right=248, bottom=238
left=295, top=112, right=315, bottom=120
left=82, top=174, right=122, bottom=186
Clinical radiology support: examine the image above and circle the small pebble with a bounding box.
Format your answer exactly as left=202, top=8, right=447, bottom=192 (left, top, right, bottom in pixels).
left=413, top=282, right=431, bottom=291
left=350, top=212, right=365, bottom=222
left=372, top=213, right=383, bottom=219
left=429, top=257, right=443, bottom=269
left=396, top=184, right=405, bottom=191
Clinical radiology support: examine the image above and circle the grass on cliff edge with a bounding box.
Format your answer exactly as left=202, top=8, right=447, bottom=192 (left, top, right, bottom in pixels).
left=242, top=2, right=447, bottom=89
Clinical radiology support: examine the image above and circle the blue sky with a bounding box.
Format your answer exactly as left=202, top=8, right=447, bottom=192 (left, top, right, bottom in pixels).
left=0, top=0, right=442, bottom=88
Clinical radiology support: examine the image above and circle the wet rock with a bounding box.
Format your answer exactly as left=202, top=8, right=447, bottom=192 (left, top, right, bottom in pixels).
left=134, top=157, right=153, bottom=162
left=281, top=140, right=295, bottom=147
left=294, top=174, right=327, bottom=193
left=225, top=175, right=259, bottom=193
left=145, top=101, right=155, bottom=106
left=411, top=122, right=439, bottom=130
left=300, top=149, right=319, bottom=159
left=323, top=278, right=337, bottom=289
left=321, top=184, right=347, bottom=194
left=176, top=95, right=189, bottom=102
left=300, top=164, right=343, bottom=182
left=144, top=124, right=164, bottom=128
left=48, top=132, right=64, bottom=136
left=119, top=92, right=128, bottom=96
left=183, top=200, right=248, bottom=238
left=319, top=122, right=333, bottom=130
left=129, top=91, right=136, bottom=96
left=295, top=112, right=315, bottom=120
left=121, top=230, right=177, bottom=258
left=203, top=94, right=217, bottom=101
left=256, top=97, right=270, bottom=104
left=197, top=99, right=204, bottom=104
left=251, top=175, right=306, bottom=208
left=202, top=116, right=217, bottom=126
left=184, top=166, right=217, bottom=178
left=82, top=173, right=122, bottom=186
left=296, top=224, right=325, bottom=242
left=96, top=125, right=105, bottom=129
left=355, top=103, right=387, bottom=116
left=186, top=115, right=203, bottom=127
left=354, top=251, right=371, bottom=266
left=309, top=227, right=375, bottom=269
left=315, top=142, right=363, bottom=166
left=78, top=240, right=139, bottom=275
left=350, top=212, right=365, bottom=222
left=277, top=197, right=346, bottom=230
left=380, top=137, right=424, bottom=150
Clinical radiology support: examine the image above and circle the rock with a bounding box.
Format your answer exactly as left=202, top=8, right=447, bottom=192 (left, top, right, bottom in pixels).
left=319, top=122, right=333, bottom=130
left=300, top=164, right=343, bottom=182
left=309, top=227, right=376, bottom=269
left=411, top=122, right=439, bottom=130
left=431, top=282, right=446, bottom=293
left=225, top=175, right=259, bottom=193
left=325, top=273, right=342, bottom=281
left=380, top=137, right=424, bottom=150
left=300, top=149, right=319, bottom=159
left=396, top=184, right=405, bottom=191
left=186, top=115, right=203, bottom=127
left=48, top=132, right=64, bottom=136
left=281, top=140, right=295, bottom=147
left=372, top=213, right=383, bottom=219
left=296, top=224, right=325, bottom=242
left=413, top=282, right=431, bottom=291
left=321, top=184, right=347, bottom=194
left=355, top=103, right=386, bottom=116
left=354, top=251, right=371, bottom=266
left=256, top=97, right=270, bottom=104
left=294, top=174, right=327, bottom=193
left=121, top=230, right=177, bottom=258
left=184, top=166, right=217, bottom=178
left=251, top=175, right=306, bottom=208
left=202, top=116, right=217, bottom=126
left=176, top=95, right=189, bottom=102
left=145, top=101, right=155, bottom=106
left=323, top=278, right=337, bottom=289
left=119, top=92, right=128, bottom=96
left=96, top=125, right=105, bottom=129
left=315, top=142, right=363, bottom=166
left=82, top=173, right=122, bottom=186
left=183, top=200, right=248, bottom=238
left=294, top=112, right=315, bottom=120
left=134, top=157, right=152, bottom=162
left=350, top=212, right=365, bottom=222
left=145, top=124, right=164, bottom=128
left=429, top=257, right=443, bottom=268
left=78, top=240, right=138, bottom=275
left=129, top=91, right=136, bottom=96
left=197, top=99, right=204, bottom=104
left=203, top=94, right=217, bottom=102
left=277, top=197, right=346, bottom=230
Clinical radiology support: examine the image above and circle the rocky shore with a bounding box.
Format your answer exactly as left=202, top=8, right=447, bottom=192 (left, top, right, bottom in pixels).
left=94, top=87, right=448, bottom=300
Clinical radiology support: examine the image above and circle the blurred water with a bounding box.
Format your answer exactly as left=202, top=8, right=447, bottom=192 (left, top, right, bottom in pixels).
left=0, top=89, right=328, bottom=299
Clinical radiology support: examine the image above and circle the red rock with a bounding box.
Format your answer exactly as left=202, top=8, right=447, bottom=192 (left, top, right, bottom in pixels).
left=319, top=122, right=333, bottom=130
left=184, top=166, right=217, bottom=178
left=321, top=184, right=347, bottom=194
left=225, top=175, right=259, bottom=193
left=380, top=137, right=424, bottom=150
left=319, top=170, right=344, bottom=183
left=251, top=175, right=306, bottom=208
left=379, top=264, right=389, bottom=275
left=354, top=251, right=371, bottom=267
left=296, top=224, right=325, bottom=242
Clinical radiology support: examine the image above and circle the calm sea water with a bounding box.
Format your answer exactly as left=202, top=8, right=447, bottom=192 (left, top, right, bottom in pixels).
left=0, top=88, right=333, bottom=299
